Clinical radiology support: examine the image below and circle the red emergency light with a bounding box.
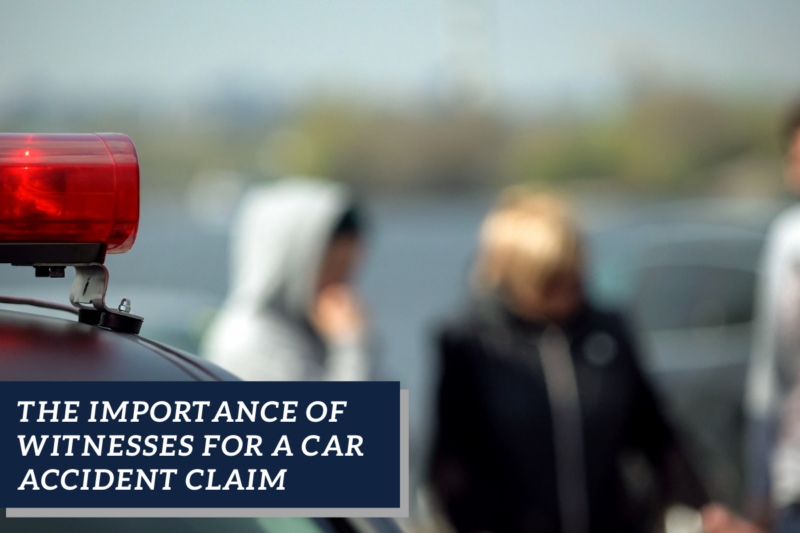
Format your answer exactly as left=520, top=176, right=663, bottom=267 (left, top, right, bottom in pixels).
left=0, top=133, right=139, bottom=263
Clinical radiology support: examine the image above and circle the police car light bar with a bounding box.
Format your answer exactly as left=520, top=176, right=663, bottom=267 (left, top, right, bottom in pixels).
left=0, top=133, right=139, bottom=265
left=0, top=133, right=144, bottom=334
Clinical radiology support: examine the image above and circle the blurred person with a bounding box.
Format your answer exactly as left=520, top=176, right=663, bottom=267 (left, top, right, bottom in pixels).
left=745, top=102, right=800, bottom=530
left=429, top=188, right=709, bottom=533
left=201, top=177, right=370, bottom=381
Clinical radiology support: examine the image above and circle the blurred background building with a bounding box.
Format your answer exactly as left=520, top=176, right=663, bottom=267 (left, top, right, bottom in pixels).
left=2, top=0, right=800, bottom=524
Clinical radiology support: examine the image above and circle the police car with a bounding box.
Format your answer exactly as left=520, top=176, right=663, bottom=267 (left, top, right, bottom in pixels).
left=0, top=133, right=399, bottom=533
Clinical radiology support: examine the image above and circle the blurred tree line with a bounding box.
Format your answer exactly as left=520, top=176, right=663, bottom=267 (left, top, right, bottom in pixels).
left=0, top=88, right=789, bottom=197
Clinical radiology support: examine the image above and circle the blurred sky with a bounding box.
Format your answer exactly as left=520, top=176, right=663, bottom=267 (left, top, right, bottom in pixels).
left=1, top=0, right=800, bottom=110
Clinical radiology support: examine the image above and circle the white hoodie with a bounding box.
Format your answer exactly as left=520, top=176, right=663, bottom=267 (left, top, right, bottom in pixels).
left=200, top=178, right=369, bottom=382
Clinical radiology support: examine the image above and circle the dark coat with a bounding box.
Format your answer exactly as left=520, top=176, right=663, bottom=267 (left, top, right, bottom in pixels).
left=430, top=297, right=708, bottom=533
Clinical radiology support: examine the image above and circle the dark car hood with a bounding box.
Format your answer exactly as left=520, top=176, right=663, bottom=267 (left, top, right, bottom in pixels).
left=0, top=309, right=239, bottom=382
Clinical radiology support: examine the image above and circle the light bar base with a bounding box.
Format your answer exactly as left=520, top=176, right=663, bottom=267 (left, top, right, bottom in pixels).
left=0, top=243, right=106, bottom=265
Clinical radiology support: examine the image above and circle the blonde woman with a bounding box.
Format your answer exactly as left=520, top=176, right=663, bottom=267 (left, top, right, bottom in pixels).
left=430, top=188, right=708, bottom=533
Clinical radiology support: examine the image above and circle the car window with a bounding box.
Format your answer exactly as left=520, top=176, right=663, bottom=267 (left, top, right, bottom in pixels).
left=632, top=264, right=755, bottom=331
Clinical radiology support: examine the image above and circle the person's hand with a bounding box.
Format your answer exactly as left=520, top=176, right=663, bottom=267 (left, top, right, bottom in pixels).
left=311, top=284, right=365, bottom=342
left=701, top=503, right=764, bottom=533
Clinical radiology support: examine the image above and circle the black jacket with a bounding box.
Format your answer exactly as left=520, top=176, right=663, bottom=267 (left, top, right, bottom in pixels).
left=430, top=298, right=708, bottom=533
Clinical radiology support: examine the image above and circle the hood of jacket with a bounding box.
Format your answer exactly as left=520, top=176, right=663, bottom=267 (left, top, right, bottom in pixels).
left=224, top=177, right=353, bottom=323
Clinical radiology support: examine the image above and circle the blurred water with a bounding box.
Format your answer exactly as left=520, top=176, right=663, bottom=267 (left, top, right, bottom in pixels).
left=353, top=196, right=492, bottom=476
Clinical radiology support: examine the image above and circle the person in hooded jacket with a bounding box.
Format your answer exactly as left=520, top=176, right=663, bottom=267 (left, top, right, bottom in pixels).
left=201, top=177, right=369, bottom=382
left=429, top=188, right=709, bottom=533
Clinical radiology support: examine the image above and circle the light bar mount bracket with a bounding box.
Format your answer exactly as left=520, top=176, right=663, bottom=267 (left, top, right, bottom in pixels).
left=68, top=264, right=144, bottom=334
left=26, top=261, right=145, bottom=335
left=1, top=244, right=142, bottom=334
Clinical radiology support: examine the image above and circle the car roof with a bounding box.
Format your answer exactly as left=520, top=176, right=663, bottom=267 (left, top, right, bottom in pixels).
left=587, top=199, right=782, bottom=273
left=598, top=197, right=789, bottom=232
left=0, top=309, right=239, bottom=382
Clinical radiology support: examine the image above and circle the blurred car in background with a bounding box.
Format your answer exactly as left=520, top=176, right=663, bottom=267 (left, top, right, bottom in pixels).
left=587, top=198, right=789, bottom=508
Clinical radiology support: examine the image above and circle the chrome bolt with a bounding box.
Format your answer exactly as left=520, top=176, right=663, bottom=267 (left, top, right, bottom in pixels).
left=118, top=298, right=132, bottom=314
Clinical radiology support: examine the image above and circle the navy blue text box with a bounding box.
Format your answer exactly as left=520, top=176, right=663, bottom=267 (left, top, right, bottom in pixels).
left=0, top=381, right=400, bottom=508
